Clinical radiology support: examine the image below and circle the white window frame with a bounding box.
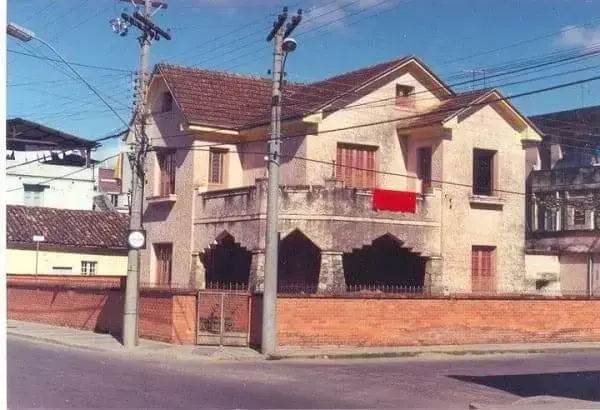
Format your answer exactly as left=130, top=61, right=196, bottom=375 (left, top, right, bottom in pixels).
left=81, top=261, right=97, bottom=276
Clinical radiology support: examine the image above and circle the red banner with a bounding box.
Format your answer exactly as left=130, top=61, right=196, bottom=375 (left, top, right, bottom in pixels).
left=372, top=188, right=417, bottom=213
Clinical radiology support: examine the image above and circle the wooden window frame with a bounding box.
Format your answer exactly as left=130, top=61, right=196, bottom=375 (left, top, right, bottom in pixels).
left=473, top=149, right=497, bottom=196
left=395, top=84, right=415, bottom=108
left=471, top=246, right=496, bottom=293
left=208, top=148, right=228, bottom=187
left=335, top=143, right=378, bottom=189
left=154, top=243, right=173, bottom=286
left=156, top=149, right=176, bottom=197
left=416, top=146, right=433, bottom=193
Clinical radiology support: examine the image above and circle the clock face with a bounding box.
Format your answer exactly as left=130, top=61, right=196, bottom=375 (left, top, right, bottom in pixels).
left=128, top=231, right=145, bottom=249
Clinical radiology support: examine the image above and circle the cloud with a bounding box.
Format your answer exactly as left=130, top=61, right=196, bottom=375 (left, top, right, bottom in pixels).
left=555, top=24, right=600, bottom=51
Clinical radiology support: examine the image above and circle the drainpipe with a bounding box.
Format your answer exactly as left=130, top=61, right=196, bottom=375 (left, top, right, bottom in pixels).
left=588, top=253, right=594, bottom=298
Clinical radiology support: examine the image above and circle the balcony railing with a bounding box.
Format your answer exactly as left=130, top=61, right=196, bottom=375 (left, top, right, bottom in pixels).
left=530, top=165, right=600, bottom=191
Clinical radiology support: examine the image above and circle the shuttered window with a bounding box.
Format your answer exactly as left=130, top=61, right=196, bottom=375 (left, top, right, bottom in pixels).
left=154, top=243, right=172, bottom=285
left=209, top=148, right=227, bottom=185
left=471, top=246, right=496, bottom=293
left=335, top=143, right=377, bottom=188
left=157, top=150, right=176, bottom=196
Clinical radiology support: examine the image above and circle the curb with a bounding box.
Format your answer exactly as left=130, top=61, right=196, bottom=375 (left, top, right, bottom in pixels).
left=7, top=332, right=266, bottom=363
left=267, top=346, right=600, bottom=361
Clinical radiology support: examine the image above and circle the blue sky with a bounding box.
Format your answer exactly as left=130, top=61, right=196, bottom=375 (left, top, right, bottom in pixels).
left=7, top=0, right=600, bottom=163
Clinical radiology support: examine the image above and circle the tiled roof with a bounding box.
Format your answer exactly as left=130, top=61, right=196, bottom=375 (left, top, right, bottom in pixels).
left=157, top=56, right=416, bottom=129
left=395, top=89, right=492, bottom=130
left=7, top=205, right=129, bottom=250
left=98, top=168, right=121, bottom=193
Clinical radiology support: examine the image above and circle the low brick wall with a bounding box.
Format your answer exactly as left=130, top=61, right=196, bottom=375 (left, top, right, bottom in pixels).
left=7, top=275, right=197, bottom=345
left=273, top=296, right=600, bottom=347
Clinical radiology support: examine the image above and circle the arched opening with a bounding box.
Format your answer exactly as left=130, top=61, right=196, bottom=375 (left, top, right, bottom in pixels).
left=278, top=229, right=321, bottom=293
left=343, top=234, right=426, bottom=291
left=202, top=232, right=252, bottom=287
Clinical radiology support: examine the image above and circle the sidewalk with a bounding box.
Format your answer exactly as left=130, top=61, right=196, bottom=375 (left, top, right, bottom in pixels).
left=8, top=320, right=600, bottom=362
left=7, top=320, right=265, bottom=362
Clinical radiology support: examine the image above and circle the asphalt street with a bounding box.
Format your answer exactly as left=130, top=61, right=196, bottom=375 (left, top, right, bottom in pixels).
left=7, top=335, right=600, bottom=409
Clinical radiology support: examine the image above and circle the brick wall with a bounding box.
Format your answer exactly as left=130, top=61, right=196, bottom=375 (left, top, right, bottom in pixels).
left=273, top=296, right=600, bottom=347
left=7, top=275, right=198, bottom=345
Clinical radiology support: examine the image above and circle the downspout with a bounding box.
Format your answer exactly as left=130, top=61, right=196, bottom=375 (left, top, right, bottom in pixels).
left=588, top=253, right=593, bottom=298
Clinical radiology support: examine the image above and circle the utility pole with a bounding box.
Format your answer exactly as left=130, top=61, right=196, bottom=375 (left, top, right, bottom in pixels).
left=114, top=0, right=171, bottom=348
left=263, top=6, right=301, bottom=356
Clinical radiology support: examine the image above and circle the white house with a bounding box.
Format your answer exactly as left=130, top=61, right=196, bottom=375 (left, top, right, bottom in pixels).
left=6, top=118, right=99, bottom=210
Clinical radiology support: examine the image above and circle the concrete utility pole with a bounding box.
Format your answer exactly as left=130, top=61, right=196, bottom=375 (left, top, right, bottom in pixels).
left=263, top=6, right=302, bottom=356
left=116, top=0, right=171, bottom=348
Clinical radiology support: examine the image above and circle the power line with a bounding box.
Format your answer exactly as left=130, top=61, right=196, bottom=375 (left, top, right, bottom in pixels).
left=7, top=49, right=134, bottom=72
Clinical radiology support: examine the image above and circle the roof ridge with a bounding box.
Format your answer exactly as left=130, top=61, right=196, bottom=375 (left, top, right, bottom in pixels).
left=529, top=104, right=600, bottom=118
left=7, top=204, right=129, bottom=217
left=308, top=55, right=413, bottom=85
left=156, top=62, right=273, bottom=83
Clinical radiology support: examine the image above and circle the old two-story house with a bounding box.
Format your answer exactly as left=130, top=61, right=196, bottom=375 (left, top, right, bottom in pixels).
left=525, top=105, right=600, bottom=296
left=133, top=56, right=542, bottom=294
left=6, top=118, right=99, bottom=210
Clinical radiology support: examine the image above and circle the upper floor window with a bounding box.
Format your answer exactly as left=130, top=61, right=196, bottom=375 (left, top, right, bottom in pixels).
left=573, top=208, right=586, bottom=226
left=395, top=84, right=415, bottom=108
left=160, top=92, right=173, bottom=113
left=336, top=143, right=377, bottom=189
left=416, top=146, right=432, bottom=193
left=157, top=149, right=176, bottom=196
left=473, top=149, right=496, bottom=196
left=23, top=184, right=45, bottom=207
left=209, top=148, right=227, bottom=185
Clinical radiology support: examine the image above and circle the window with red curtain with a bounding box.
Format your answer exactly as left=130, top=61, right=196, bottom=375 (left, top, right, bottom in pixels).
left=157, top=150, right=176, bottom=196
left=336, top=143, right=377, bottom=188
left=471, top=246, right=496, bottom=293
left=154, top=243, right=172, bottom=285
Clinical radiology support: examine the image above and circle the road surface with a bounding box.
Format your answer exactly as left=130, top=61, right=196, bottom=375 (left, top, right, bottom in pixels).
left=7, top=336, right=600, bottom=409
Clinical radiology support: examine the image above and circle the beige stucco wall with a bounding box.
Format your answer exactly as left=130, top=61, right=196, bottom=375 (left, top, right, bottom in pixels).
left=560, top=254, right=590, bottom=294
left=441, top=104, right=529, bottom=292
left=304, top=68, right=445, bottom=191
left=6, top=248, right=126, bottom=275
left=141, top=78, right=197, bottom=286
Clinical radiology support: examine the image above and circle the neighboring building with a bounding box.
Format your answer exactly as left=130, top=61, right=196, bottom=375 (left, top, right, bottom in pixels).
left=6, top=118, right=99, bottom=210
left=133, top=56, right=542, bottom=293
left=525, top=105, right=600, bottom=296
left=6, top=205, right=129, bottom=276
left=93, top=165, right=129, bottom=213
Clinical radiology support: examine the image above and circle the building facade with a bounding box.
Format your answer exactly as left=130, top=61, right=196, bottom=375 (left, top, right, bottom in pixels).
left=136, top=56, right=542, bottom=293
left=6, top=118, right=99, bottom=210
left=6, top=205, right=129, bottom=276
left=526, top=106, right=600, bottom=296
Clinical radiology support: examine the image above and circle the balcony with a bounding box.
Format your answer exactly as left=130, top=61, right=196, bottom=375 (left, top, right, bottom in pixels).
left=194, top=179, right=442, bottom=257
left=530, top=165, right=600, bottom=192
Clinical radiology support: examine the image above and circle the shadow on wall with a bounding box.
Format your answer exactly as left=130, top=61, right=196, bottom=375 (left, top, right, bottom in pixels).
left=449, top=371, right=600, bottom=402
left=94, top=289, right=124, bottom=342
left=143, top=201, right=175, bottom=223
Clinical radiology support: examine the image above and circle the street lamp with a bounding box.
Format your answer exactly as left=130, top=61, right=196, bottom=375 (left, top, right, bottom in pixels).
left=6, top=22, right=129, bottom=128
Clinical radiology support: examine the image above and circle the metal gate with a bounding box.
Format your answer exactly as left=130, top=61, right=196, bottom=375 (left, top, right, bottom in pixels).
left=196, top=290, right=251, bottom=346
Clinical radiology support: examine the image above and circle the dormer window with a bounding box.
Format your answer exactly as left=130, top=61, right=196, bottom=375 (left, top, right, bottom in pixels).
left=396, top=84, right=415, bottom=108
left=160, top=92, right=173, bottom=113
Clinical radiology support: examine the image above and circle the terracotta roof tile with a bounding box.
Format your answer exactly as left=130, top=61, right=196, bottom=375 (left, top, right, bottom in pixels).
left=7, top=205, right=129, bottom=250
left=157, top=57, right=412, bottom=129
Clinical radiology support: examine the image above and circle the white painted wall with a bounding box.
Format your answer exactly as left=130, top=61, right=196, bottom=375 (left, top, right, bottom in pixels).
left=6, top=153, right=97, bottom=210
